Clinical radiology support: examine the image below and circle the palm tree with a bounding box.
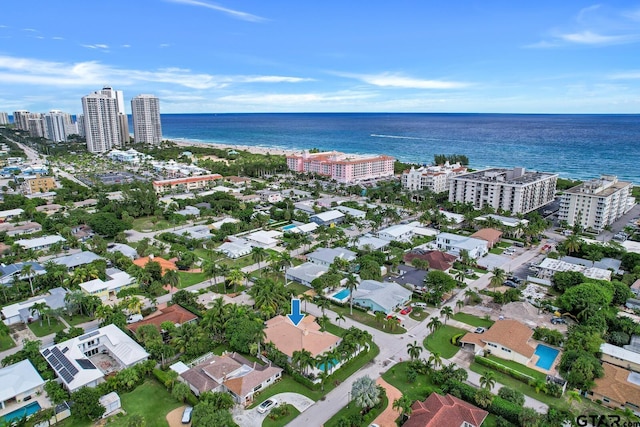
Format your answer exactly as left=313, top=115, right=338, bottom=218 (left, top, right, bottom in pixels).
left=375, top=311, right=386, bottom=325
left=393, top=395, right=413, bottom=422
left=335, top=313, right=346, bottom=326
left=456, top=300, right=465, bottom=313
left=125, top=296, right=143, bottom=314
left=163, top=269, right=180, bottom=293
left=30, top=302, right=48, bottom=326
left=426, top=317, right=442, bottom=342
left=203, top=261, right=221, bottom=286
left=455, top=269, right=466, bottom=286
left=564, top=233, right=583, bottom=255
left=489, top=267, right=506, bottom=289
left=479, top=371, right=496, bottom=390
left=406, top=341, right=422, bottom=361
left=440, top=306, right=454, bottom=325
left=292, top=349, right=314, bottom=376
left=345, top=274, right=359, bottom=315
left=301, top=293, right=313, bottom=311
left=227, top=268, right=243, bottom=293
left=428, top=351, right=443, bottom=370
left=251, top=247, right=267, bottom=274
left=567, top=390, right=581, bottom=412
left=351, top=376, right=380, bottom=410
left=21, top=263, right=36, bottom=296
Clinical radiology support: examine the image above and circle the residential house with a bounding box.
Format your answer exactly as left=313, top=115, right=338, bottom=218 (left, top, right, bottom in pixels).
left=225, top=176, right=251, bottom=187
left=258, top=190, right=283, bottom=204
left=559, top=256, right=622, bottom=274
left=264, top=315, right=341, bottom=362
left=244, top=230, right=282, bottom=249
left=434, top=233, right=488, bottom=259
left=536, top=258, right=612, bottom=281
left=632, top=279, right=640, bottom=298
left=378, top=224, right=415, bottom=243
left=107, top=243, right=138, bottom=259
left=210, top=217, right=240, bottom=230
left=404, top=393, right=488, bottom=427
left=285, top=262, right=329, bottom=287
left=133, top=255, right=177, bottom=276
left=309, top=210, right=345, bottom=226
left=460, top=320, right=537, bottom=365
left=35, top=204, right=63, bottom=215
left=352, top=280, right=413, bottom=314
left=0, top=261, right=46, bottom=285
left=1, top=287, right=67, bottom=325
left=0, top=208, right=24, bottom=222
left=51, top=251, right=102, bottom=271
left=0, top=360, right=45, bottom=411
left=588, top=362, right=640, bottom=414
left=175, top=225, right=212, bottom=240
left=127, top=304, right=198, bottom=335
left=71, top=225, right=94, bottom=242
left=403, top=250, right=457, bottom=271
left=0, top=221, right=42, bottom=237
left=470, top=228, right=503, bottom=249
left=41, top=324, right=149, bottom=392
left=355, top=235, right=389, bottom=251
left=392, top=265, right=428, bottom=290
left=475, top=214, right=529, bottom=237
left=438, top=211, right=465, bottom=228
left=15, top=235, right=66, bottom=251
left=601, top=343, right=640, bottom=373
left=175, top=206, right=200, bottom=217
left=307, top=247, right=356, bottom=267
left=286, top=222, right=319, bottom=234
left=335, top=205, right=366, bottom=219
left=217, top=240, right=252, bottom=259
left=293, top=202, right=316, bottom=215
left=177, top=352, right=282, bottom=405
left=78, top=268, right=136, bottom=301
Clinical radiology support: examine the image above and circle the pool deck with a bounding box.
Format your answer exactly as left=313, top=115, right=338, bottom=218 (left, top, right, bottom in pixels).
left=528, top=345, right=562, bottom=376
left=0, top=395, right=52, bottom=420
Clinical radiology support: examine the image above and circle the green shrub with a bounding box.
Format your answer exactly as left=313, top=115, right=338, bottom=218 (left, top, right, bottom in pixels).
left=488, top=396, right=522, bottom=425
left=451, top=333, right=465, bottom=345
left=475, top=356, right=534, bottom=384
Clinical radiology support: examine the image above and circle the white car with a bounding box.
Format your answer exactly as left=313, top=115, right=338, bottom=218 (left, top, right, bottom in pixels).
left=257, top=398, right=277, bottom=414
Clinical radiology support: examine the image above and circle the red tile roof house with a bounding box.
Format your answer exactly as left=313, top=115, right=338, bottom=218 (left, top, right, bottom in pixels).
left=403, top=250, right=458, bottom=271
left=404, top=393, right=488, bottom=427
left=470, top=228, right=503, bottom=249
left=459, top=320, right=538, bottom=367
left=126, top=304, right=198, bottom=335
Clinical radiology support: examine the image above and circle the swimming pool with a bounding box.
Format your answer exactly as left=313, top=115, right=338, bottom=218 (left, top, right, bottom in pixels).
left=282, top=224, right=297, bottom=231
left=534, top=344, right=560, bottom=370
left=1, top=401, right=42, bottom=424
left=331, top=289, right=351, bottom=301
left=317, top=358, right=339, bottom=372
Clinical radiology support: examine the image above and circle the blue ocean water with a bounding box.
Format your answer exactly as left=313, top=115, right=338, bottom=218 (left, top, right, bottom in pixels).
left=159, top=113, right=640, bottom=183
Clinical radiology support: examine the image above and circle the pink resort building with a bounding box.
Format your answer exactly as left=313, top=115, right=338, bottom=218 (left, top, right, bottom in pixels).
left=286, top=150, right=395, bottom=184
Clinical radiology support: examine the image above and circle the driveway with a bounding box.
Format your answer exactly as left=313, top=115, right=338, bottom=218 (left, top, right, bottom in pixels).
left=232, top=393, right=314, bottom=427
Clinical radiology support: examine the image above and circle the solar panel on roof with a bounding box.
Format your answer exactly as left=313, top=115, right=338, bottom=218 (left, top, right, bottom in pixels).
left=61, top=347, right=69, bottom=353
left=76, top=359, right=97, bottom=370
left=59, top=368, right=74, bottom=383
left=43, top=349, right=51, bottom=356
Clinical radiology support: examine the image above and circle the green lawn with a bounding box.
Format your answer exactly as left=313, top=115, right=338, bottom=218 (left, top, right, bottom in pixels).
left=28, top=318, right=66, bottom=337
left=61, top=313, right=94, bottom=327
left=59, top=379, right=182, bottom=427
left=286, top=282, right=311, bottom=297
left=451, top=312, right=495, bottom=328
left=497, top=241, right=512, bottom=248
left=423, top=325, right=466, bottom=359
left=381, top=361, right=440, bottom=402
left=409, top=308, right=429, bottom=322
left=262, top=404, right=301, bottom=427
left=327, top=302, right=406, bottom=334
left=483, top=355, right=547, bottom=381
left=0, top=334, right=15, bottom=351
left=489, top=247, right=505, bottom=254
left=177, top=271, right=208, bottom=288
left=218, top=254, right=261, bottom=270
left=324, top=393, right=389, bottom=427
left=131, top=216, right=186, bottom=232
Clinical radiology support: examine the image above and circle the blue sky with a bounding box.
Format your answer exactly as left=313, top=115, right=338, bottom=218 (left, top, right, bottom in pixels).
left=1, top=1, right=640, bottom=114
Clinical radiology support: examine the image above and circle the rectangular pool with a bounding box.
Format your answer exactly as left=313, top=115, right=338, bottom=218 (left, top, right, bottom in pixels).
left=331, top=289, right=351, bottom=301
left=534, top=344, right=559, bottom=370
left=1, top=401, right=42, bottom=424
left=282, top=224, right=297, bottom=231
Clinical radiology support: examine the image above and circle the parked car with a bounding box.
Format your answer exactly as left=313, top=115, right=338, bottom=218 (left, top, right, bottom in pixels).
left=474, top=327, right=486, bottom=334
left=181, top=406, right=193, bottom=424
left=411, top=302, right=428, bottom=309
left=551, top=317, right=567, bottom=325
left=508, top=276, right=522, bottom=284
left=257, top=398, right=278, bottom=414
left=126, top=314, right=143, bottom=324
left=503, top=280, right=518, bottom=288
left=386, top=314, right=405, bottom=323
left=400, top=306, right=413, bottom=315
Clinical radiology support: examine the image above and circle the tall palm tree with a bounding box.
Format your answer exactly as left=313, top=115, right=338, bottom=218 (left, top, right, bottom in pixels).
left=393, top=395, right=413, bottom=422
left=489, top=267, right=506, bottom=289
left=440, top=306, right=454, bottom=325
left=428, top=351, right=443, bottom=370
left=227, top=268, right=244, bottom=293
left=251, top=247, right=267, bottom=274
left=163, top=269, right=180, bottom=293
left=456, top=300, right=465, bottom=313
left=125, top=296, right=143, bottom=314
left=335, top=313, right=346, bottom=326
left=345, top=274, right=359, bottom=315
left=406, top=341, right=422, bottom=361
left=30, top=302, right=48, bottom=326
left=455, top=269, right=466, bottom=286
left=564, top=233, right=583, bottom=255
left=21, top=263, right=36, bottom=296
left=203, top=261, right=221, bottom=286
left=292, top=349, right=314, bottom=375
left=301, top=293, right=313, bottom=311
left=426, top=317, right=443, bottom=342
left=479, top=371, right=496, bottom=390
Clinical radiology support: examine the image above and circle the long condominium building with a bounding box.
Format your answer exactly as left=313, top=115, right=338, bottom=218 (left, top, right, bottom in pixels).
left=44, top=110, right=76, bottom=142
left=153, top=174, right=223, bottom=194
left=449, top=167, right=558, bottom=214
left=402, top=162, right=467, bottom=193
left=131, top=94, right=162, bottom=145
left=82, top=91, right=120, bottom=153
left=0, top=112, right=9, bottom=125
left=286, top=150, right=395, bottom=184
left=558, top=175, right=635, bottom=232
left=12, top=110, right=33, bottom=131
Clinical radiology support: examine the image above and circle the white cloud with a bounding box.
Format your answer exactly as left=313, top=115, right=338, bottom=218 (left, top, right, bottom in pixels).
left=608, top=71, right=640, bottom=79
left=159, top=43, right=172, bottom=48
left=218, top=91, right=375, bottom=106
left=559, top=30, right=636, bottom=45
left=22, top=28, right=37, bottom=32
left=81, top=44, right=110, bottom=50
left=122, top=44, right=131, bottom=48
left=52, top=37, right=64, bottom=40
left=165, top=0, right=266, bottom=22
left=0, top=55, right=312, bottom=90
left=337, top=72, right=468, bottom=89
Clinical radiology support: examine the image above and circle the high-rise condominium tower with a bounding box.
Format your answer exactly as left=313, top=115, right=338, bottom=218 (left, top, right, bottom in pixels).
left=99, top=86, right=129, bottom=146
left=0, top=112, right=9, bottom=125
left=131, top=94, right=162, bottom=145
left=82, top=91, right=119, bottom=153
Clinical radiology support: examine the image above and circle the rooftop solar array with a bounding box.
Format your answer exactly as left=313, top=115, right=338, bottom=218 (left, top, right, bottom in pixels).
left=76, top=359, right=97, bottom=370
left=46, top=346, right=79, bottom=384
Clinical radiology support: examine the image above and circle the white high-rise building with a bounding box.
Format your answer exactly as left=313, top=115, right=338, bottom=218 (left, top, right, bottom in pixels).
left=82, top=91, right=119, bottom=153
left=44, top=110, right=74, bottom=142
left=12, top=110, right=32, bottom=131
left=0, top=112, right=9, bottom=125
left=449, top=167, right=558, bottom=214
left=76, top=115, right=86, bottom=138
left=99, top=86, right=128, bottom=146
left=558, top=175, right=635, bottom=232
left=131, top=94, right=162, bottom=145
left=402, top=162, right=468, bottom=193
left=27, top=114, right=45, bottom=138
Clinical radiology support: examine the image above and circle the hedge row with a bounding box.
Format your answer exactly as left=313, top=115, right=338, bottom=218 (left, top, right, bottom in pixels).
left=475, top=356, right=534, bottom=384
left=153, top=368, right=199, bottom=406
left=443, top=380, right=521, bottom=425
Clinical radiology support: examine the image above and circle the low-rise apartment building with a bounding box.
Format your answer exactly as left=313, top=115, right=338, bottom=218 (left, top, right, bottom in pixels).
left=402, top=162, right=467, bottom=193
left=152, top=174, right=223, bottom=194
left=449, top=167, right=558, bottom=214
left=557, top=175, right=635, bottom=232
left=286, top=150, right=394, bottom=184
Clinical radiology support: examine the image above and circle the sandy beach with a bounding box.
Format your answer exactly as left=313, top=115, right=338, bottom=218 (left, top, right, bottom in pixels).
left=172, top=139, right=298, bottom=157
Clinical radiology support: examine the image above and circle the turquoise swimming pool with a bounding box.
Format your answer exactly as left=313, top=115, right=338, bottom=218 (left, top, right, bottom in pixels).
left=1, top=401, right=41, bottom=424
left=534, top=344, right=559, bottom=370
left=282, top=224, right=297, bottom=231
left=317, top=358, right=339, bottom=372
left=332, top=289, right=350, bottom=301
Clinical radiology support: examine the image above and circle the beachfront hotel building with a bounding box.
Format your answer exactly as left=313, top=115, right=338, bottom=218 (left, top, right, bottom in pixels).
left=131, top=94, right=162, bottom=145
left=448, top=167, right=558, bottom=214
left=81, top=91, right=120, bottom=153
left=153, top=174, right=223, bottom=194
left=402, top=162, right=467, bottom=193
left=286, top=150, right=395, bottom=184
left=557, top=175, right=634, bottom=232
